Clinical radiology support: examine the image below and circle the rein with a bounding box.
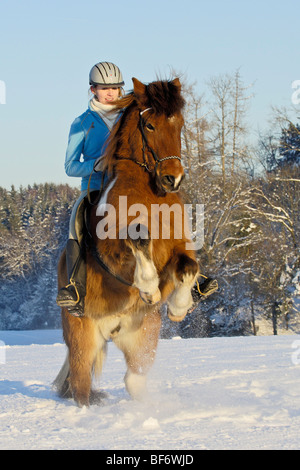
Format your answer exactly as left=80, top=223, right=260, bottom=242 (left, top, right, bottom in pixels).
left=85, top=207, right=134, bottom=287
left=88, top=238, right=133, bottom=287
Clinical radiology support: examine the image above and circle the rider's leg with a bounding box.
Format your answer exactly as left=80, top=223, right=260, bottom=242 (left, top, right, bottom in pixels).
left=56, top=192, right=87, bottom=317
left=56, top=238, right=86, bottom=316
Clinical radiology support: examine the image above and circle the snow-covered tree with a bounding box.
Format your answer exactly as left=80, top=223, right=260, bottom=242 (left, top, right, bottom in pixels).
left=0, top=183, right=79, bottom=330
left=278, top=122, right=300, bottom=169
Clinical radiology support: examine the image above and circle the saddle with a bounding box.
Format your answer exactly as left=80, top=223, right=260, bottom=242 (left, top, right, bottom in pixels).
left=74, top=190, right=101, bottom=245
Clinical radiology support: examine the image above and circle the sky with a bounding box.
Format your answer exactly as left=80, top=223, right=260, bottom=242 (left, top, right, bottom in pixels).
left=0, top=0, right=299, bottom=189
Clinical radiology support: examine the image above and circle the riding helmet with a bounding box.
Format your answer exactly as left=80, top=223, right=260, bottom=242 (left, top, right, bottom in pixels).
left=89, top=62, right=124, bottom=87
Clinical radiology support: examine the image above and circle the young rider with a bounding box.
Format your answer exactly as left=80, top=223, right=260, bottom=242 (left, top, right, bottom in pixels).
left=56, top=61, right=124, bottom=317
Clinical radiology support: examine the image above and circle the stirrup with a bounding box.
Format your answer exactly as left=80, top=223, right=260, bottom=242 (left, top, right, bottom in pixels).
left=56, top=280, right=80, bottom=306
left=56, top=280, right=85, bottom=317
left=64, top=280, right=81, bottom=304
left=195, top=275, right=218, bottom=297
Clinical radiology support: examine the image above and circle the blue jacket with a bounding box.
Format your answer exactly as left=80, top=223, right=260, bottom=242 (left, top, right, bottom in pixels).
left=65, top=108, right=111, bottom=191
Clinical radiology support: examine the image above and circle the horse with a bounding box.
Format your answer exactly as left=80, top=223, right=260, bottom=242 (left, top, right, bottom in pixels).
left=54, top=77, right=199, bottom=407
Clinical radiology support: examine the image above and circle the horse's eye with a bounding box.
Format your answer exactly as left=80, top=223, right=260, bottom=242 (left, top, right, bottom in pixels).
left=146, top=123, right=155, bottom=131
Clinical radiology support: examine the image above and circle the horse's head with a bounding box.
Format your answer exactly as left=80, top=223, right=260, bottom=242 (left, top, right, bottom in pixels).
left=102, top=77, right=186, bottom=194
left=132, top=77, right=185, bottom=193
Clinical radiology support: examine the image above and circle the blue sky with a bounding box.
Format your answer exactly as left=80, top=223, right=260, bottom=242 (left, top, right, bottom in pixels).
left=0, top=0, right=299, bottom=189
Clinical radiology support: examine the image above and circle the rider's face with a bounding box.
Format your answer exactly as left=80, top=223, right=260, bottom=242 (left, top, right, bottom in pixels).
left=91, top=86, right=120, bottom=104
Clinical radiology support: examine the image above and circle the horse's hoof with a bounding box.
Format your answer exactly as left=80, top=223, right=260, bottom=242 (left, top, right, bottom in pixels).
left=75, top=399, right=90, bottom=408
left=73, top=391, right=90, bottom=408
left=89, top=389, right=108, bottom=405
left=125, top=371, right=147, bottom=400
left=139, top=288, right=161, bottom=305
left=167, top=310, right=188, bottom=322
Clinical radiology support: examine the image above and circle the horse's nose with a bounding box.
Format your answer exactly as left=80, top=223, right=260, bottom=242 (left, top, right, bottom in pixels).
left=163, top=175, right=175, bottom=188
left=161, top=174, right=182, bottom=192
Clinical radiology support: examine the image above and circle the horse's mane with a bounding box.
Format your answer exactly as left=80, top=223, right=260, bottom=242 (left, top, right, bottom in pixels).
left=115, top=78, right=185, bottom=116
left=101, top=79, right=185, bottom=177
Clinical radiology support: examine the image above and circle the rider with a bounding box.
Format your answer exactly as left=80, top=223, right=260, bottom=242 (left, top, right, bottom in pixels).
left=56, top=61, right=124, bottom=317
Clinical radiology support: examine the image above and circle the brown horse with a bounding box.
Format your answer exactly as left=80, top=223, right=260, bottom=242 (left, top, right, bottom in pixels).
left=54, top=77, right=199, bottom=406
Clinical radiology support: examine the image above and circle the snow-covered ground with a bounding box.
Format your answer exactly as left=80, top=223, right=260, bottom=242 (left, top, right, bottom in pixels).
left=0, top=329, right=300, bottom=450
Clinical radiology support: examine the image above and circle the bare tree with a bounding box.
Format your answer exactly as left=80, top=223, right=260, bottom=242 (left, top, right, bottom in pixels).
left=207, top=73, right=232, bottom=188
left=207, top=70, right=253, bottom=188
left=231, top=70, right=253, bottom=176
left=181, top=79, right=211, bottom=179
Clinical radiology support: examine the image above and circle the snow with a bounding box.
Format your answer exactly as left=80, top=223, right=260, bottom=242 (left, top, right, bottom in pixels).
left=0, top=329, right=300, bottom=450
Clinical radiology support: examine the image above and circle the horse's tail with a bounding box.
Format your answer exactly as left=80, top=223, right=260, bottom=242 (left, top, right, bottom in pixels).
left=93, top=342, right=107, bottom=379
left=53, top=353, right=71, bottom=398
left=53, top=345, right=107, bottom=398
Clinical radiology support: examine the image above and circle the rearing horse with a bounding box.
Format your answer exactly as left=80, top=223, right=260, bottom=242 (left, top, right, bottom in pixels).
left=54, top=77, right=199, bottom=406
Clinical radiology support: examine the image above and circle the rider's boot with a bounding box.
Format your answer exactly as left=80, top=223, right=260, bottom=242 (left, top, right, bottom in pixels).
left=56, top=239, right=86, bottom=317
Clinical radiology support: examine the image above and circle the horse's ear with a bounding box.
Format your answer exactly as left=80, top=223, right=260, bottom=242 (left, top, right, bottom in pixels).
left=171, top=77, right=181, bottom=90
left=132, top=77, right=148, bottom=106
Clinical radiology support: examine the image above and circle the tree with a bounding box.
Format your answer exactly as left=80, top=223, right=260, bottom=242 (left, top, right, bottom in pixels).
left=260, top=105, right=300, bottom=172
left=245, top=167, right=300, bottom=334
left=181, top=79, right=211, bottom=179
left=0, top=183, right=80, bottom=330
left=207, top=70, right=253, bottom=188
left=278, top=122, right=300, bottom=168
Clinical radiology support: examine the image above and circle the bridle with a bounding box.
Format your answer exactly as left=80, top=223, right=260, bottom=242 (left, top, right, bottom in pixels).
left=138, top=107, right=182, bottom=173
left=114, top=107, right=182, bottom=173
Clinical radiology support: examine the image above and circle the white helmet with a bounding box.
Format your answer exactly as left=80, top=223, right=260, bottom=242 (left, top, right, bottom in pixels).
left=89, top=62, right=124, bottom=87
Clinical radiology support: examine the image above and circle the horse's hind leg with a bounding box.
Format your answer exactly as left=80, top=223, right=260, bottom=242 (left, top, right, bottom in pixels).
left=62, top=314, right=105, bottom=407
left=113, top=308, right=161, bottom=400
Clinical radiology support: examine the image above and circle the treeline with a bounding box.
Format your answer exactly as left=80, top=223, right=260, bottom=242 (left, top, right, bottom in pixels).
left=167, top=71, right=300, bottom=337
left=0, top=184, right=80, bottom=329
left=0, top=71, right=299, bottom=335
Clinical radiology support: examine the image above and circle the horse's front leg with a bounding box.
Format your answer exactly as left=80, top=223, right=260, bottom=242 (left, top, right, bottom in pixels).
left=167, top=250, right=199, bottom=322
left=113, top=307, right=161, bottom=400
left=127, top=227, right=161, bottom=305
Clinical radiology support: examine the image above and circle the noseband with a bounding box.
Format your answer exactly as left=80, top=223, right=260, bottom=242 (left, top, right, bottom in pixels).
left=138, top=108, right=182, bottom=172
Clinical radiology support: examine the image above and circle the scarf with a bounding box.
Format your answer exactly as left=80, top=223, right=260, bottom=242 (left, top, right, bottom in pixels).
left=89, top=97, right=119, bottom=130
